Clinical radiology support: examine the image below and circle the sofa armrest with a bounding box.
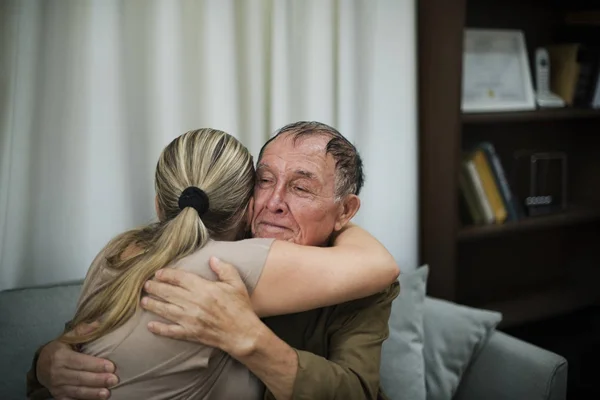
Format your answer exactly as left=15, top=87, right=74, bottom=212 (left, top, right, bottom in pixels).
left=453, top=331, right=567, bottom=400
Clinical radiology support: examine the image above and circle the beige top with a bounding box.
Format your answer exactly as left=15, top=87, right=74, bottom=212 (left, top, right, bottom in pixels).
left=78, top=238, right=275, bottom=400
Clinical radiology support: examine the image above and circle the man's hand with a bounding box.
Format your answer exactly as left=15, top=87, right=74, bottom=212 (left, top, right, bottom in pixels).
left=141, top=257, right=264, bottom=359
left=37, top=323, right=118, bottom=400
left=143, top=257, right=299, bottom=399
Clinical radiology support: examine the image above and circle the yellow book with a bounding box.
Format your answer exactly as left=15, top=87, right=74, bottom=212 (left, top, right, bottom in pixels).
left=546, top=44, right=581, bottom=105
left=470, top=149, right=507, bottom=224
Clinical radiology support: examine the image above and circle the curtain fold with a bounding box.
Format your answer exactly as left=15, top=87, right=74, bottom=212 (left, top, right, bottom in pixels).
left=0, top=0, right=417, bottom=291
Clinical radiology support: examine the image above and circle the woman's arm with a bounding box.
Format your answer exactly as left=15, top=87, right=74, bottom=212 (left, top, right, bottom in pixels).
left=251, top=223, right=400, bottom=317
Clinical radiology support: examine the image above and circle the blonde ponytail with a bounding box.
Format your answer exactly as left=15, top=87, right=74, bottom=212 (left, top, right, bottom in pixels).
left=60, top=129, right=254, bottom=345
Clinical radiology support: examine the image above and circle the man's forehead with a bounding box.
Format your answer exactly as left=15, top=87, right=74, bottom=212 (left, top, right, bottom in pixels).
left=262, top=134, right=334, bottom=162
left=260, top=136, right=334, bottom=171
left=256, top=158, right=321, bottom=176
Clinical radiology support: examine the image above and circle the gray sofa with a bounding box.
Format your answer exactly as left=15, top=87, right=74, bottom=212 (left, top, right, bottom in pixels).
left=0, top=281, right=568, bottom=399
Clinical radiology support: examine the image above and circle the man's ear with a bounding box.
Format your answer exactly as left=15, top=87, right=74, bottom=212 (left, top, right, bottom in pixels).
left=334, top=194, right=360, bottom=231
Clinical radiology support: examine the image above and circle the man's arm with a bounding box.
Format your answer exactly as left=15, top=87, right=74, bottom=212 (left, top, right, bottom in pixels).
left=142, top=260, right=399, bottom=399
left=234, top=326, right=299, bottom=399
left=262, top=281, right=400, bottom=400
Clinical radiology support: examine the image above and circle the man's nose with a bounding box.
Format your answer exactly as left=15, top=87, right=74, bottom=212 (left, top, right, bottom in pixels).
left=265, top=185, right=287, bottom=214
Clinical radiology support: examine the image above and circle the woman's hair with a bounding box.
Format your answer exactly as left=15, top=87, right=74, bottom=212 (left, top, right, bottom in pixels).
left=60, top=128, right=255, bottom=345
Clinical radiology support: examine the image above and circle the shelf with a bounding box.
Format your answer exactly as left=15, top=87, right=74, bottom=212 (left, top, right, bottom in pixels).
left=458, top=207, right=600, bottom=241
left=462, top=108, right=600, bottom=124
left=480, top=280, right=600, bottom=328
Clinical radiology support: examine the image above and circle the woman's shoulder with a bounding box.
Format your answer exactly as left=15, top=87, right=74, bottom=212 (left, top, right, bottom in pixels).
left=174, top=238, right=276, bottom=285
left=197, top=238, right=276, bottom=266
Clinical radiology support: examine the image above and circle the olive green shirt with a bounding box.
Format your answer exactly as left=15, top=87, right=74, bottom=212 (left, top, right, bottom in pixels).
left=262, top=281, right=399, bottom=400
left=27, top=282, right=399, bottom=400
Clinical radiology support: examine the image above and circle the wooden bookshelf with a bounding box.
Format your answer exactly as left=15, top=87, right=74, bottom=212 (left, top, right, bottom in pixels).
left=418, top=0, right=600, bottom=324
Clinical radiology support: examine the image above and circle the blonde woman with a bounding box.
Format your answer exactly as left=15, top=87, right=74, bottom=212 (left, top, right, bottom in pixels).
left=57, top=128, right=398, bottom=399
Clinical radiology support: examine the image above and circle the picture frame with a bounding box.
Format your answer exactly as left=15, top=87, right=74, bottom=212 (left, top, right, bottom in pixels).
left=461, top=29, right=536, bottom=113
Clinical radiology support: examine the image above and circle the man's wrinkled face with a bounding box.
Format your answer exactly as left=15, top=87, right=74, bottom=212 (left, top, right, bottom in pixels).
left=251, top=134, right=341, bottom=246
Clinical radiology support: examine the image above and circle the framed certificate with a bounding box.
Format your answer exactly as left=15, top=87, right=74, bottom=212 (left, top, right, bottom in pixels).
left=462, top=29, right=536, bottom=113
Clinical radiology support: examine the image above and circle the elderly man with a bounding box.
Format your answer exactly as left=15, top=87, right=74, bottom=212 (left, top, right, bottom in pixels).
left=28, top=121, right=400, bottom=399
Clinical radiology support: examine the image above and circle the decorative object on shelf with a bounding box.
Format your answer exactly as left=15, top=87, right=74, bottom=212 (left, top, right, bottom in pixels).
left=529, top=152, right=568, bottom=216
left=534, top=47, right=566, bottom=108
left=510, top=150, right=568, bottom=217
left=462, top=29, right=536, bottom=113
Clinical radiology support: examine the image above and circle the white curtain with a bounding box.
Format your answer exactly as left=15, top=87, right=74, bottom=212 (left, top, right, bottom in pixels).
left=0, top=0, right=417, bottom=291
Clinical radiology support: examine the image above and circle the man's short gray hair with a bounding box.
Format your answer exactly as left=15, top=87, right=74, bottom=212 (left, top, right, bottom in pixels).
left=258, top=121, right=365, bottom=200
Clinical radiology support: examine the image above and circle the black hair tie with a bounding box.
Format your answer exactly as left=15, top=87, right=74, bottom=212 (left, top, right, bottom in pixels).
left=178, top=186, right=210, bottom=216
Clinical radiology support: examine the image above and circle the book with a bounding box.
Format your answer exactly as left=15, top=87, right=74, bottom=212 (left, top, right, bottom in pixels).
left=477, top=142, right=521, bottom=221
left=462, top=158, right=494, bottom=224
left=546, top=43, right=600, bottom=107
left=459, top=168, right=484, bottom=225
left=469, top=149, right=507, bottom=224
left=547, top=43, right=582, bottom=105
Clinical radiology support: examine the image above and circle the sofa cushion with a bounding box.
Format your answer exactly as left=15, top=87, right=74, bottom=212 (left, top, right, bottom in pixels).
left=0, top=281, right=83, bottom=398
left=423, top=297, right=502, bottom=400
left=380, top=265, right=429, bottom=400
